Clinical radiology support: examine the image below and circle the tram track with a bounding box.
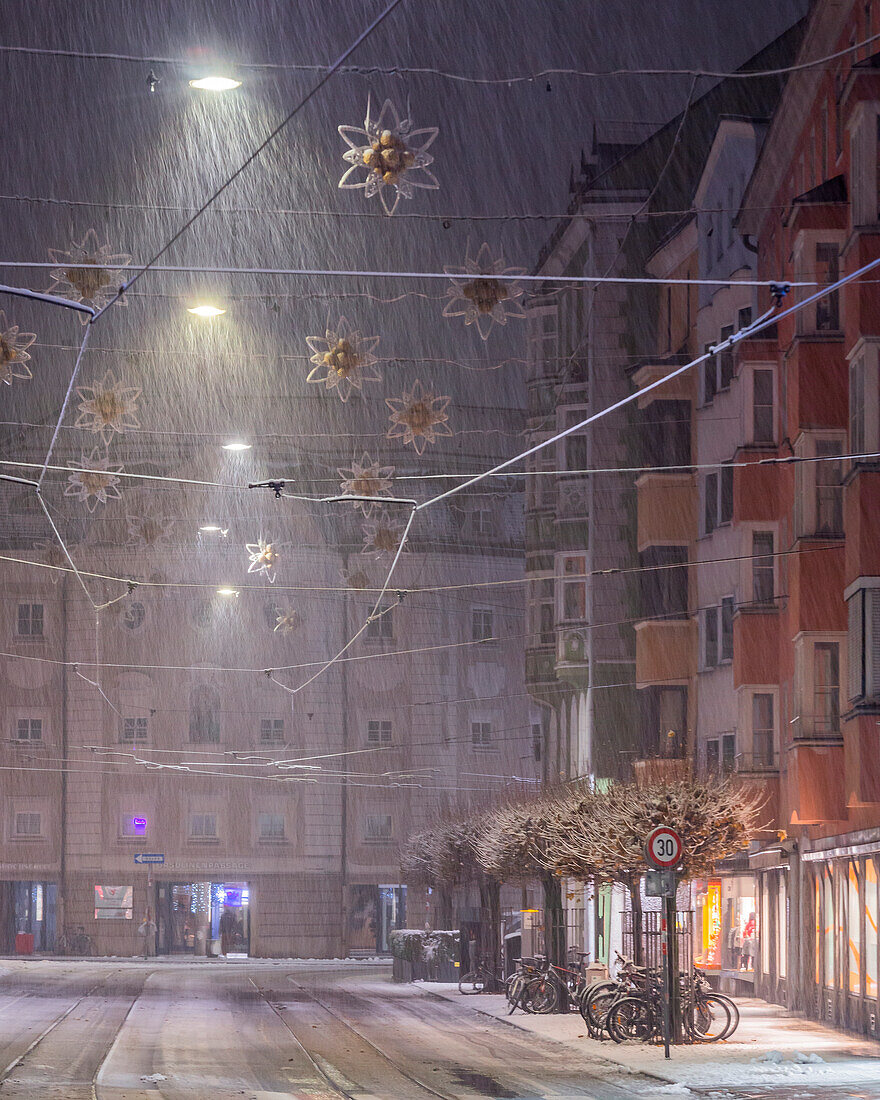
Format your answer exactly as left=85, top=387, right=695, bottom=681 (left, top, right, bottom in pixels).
left=249, top=973, right=459, bottom=1100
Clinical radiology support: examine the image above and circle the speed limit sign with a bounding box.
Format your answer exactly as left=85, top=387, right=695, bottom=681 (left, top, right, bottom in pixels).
left=646, top=825, right=683, bottom=869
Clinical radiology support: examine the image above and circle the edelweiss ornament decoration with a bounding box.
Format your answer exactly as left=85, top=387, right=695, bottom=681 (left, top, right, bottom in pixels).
left=362, top=512, right=404, bottom=557
left=126, top=509, right=175, bottom=549
left=32, top=539, right=70, bottom=584
left=274, top=608, right=300, bottom=635
left=247, top=538, right=279, bottom=582
left=443, top=242, right=526, bottom=340
left=64, top=447, right=123, bottom=511
left=306, top=317, right=381, bottom=402
left=338, top=98, right=439, bottom=216
left=76, top=369, right=141, bottom=444
left=47, top=229, right=131, bottom=319
left=338, top=452, right=395, bottom=516
left=341, top=567, right=372, bottom=590
left=0, top=312, right=36, bottom=385
left=386, top=379, right=452, bottom=454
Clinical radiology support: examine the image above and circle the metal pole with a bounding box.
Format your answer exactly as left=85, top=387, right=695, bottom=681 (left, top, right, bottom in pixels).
left=666, top=891, right=682, bottom=1044
left=660, top=905, right=671, bottom=1058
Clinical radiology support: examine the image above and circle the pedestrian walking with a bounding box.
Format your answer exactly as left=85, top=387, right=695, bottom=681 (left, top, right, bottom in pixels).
left=219, top=906, right=237, bottom=957
left=137, top=908, right=157, bottom=959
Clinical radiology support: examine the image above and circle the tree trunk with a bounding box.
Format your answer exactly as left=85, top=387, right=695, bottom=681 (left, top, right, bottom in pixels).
left=478, top=876, right=502, bottom=989
left=437, top=885, right=455, bottom=931
left=540, top=871, right=566, bottom=967
left=628, top=876, right=645, bottom=967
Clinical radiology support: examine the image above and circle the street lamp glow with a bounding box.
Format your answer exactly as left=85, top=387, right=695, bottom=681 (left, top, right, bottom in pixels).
left=222, top=440, right=251, bottom=452
left=187, top=304, right=226, bottom=318
left=189, top=76, right=241, bottom=92
left=199, top=525, right=223, bottom=533
left=216, top=587, right=239, bottom=597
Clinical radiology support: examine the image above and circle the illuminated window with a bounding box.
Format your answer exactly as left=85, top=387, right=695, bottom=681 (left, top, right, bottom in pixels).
left=867, top=859, right=878, bottom=999
left=120, top=814, right=147, bottom=838
left=849, top=861, right=861, bottom=994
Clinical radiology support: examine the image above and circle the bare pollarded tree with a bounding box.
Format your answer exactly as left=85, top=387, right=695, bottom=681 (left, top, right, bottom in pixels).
left=543, top=778, right=762, bottom=964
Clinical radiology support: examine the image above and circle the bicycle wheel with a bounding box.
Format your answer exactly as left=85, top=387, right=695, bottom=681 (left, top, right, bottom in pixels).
left=702, top=992, right=739, bottom=1039
left=685, top=994, right=732, bottom=1042
left=522, top=975, right=559, bottom=1014
left=505, top=972, right=528, bottom=1013
left=606, top=996, right=656, bottom=1043
left=458, top=970, right=485, bottom=994
left=579, top=981, right=620, bottom=1030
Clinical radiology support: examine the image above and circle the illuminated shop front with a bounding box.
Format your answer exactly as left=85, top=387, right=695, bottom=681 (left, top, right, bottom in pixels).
left=692, top=873, right=759, bottom=991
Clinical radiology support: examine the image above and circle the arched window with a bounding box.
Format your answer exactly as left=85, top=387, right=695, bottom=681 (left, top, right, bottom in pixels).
left=189, top=684, right=220, bottom=743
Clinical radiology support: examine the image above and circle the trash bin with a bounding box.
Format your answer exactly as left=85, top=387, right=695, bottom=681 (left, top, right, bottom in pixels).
left=15, top=932, right=34, bottom=955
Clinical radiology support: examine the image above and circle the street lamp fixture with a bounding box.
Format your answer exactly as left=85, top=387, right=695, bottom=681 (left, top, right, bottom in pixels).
left=222, top=441, right=251, bottom=452
left=189, top=76, right=241, bottom=92
left=187, top=305, right=226, bottom=318
left=216, top=587, right=239, bottom=597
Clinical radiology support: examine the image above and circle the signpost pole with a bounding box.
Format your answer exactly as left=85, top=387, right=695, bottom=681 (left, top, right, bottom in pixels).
left=665, top=891, right=681, bottom=1046
left=660, top=909, right=671, bottom=1059
left=645, top=826, right=683, bottom=1055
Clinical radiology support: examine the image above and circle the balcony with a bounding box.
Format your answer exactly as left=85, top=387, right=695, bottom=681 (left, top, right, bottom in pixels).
left=556, top=625, right=589, bottom=688
left=632, top=756, right=690, bottom=786
left=526, top=646, right=557, bottom=689
left=735, top=754, right=780, bottom=837
left=733, top=607, right=780, bottom=688
left=635, top=619, right=694, bottom=688
left=735, top=750, right=779, bottom=775
left=787, top=738, right=845, bottom=824
left=636, top=473, right=694, bottom=552
left=789, top=713, right=843, bottom=746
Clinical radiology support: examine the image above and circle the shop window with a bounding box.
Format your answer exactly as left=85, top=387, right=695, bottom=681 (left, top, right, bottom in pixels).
left=365, top=814, right=392, bottom=842
left=849, top=861, right=861, bottom=995
left=189, top=684, right=220, bottom=743
left=752, top=370, right=774, bottom=444
left=258, top=812, right=285, bottom=840
left=366, top=604, right=393, bottom=640
left=190, top=813, right=218, bottom=839
left=472, top=608, right=494, bottom=641
left=815, top=875, right=822, bottom=988
left=752, top=693, right=774, bottom=766
left=471, top=721, right=493, bottom=749
left=121, top=717, right=148, bottom=743
left=761, top=881, right=770, bottom=975
left=13, top=812, right=41, bottom=837
left=751, top=532, right=775, bottom=605
left=867, top=859, right=879, bottom=999
left=367, top=720, right=392, bottom=744
left=16, top=718, right=42, bottom=742
left=16, top=603, right=43, bottom=637
left=824, top=868, right=835, bottom=989
left=778, top=874, right=788, bottom=980
left=94, top=885, right=133, bottom=920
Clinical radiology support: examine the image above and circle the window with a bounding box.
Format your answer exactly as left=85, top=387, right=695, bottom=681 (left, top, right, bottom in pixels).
left=532, top=722, right=542, bottom=763
left=16, top=603, right=43, bottom=637
left=720, top=464, right=733, bottom=525
left=751, top=532, right=774, bottom=605
left=122, top=717, right=148, bottom=743
left=539, top=604, right=554, bottom=645
left=367, top=720, right=392, bottom=744
left=752, top=693, right=774, bottom=766
left=718, top=325, right=734, bottom=390
left=94, top=885, right=133, bottom=920
left=190, top=813, right=218, bottom=839
left=14, top=812, right=41, bottom=837
left=565, top=434, right=587, bottom=471
left=705, top=735, right=734, bottom=774
left=16, top=718, right=42, bottom=742
left=738, top=306, right=753, bottom=331
left=815, top=243, right=840, bottom=330
left=704, top=607, right=719, bottom=668
left=752, top=370, right=774, bottom=444
left=189, top=684, right=220, bottom=743
left=703, top=345, right=717, bottom=405
left=260, top=718, right=285, bottom=744
left=366, top=605, right=393, bottom=639
left=468, top=507, right=495, bottom=537
left=561, top=555, right=586, bottom=621
left=640, top=546, right=688, bottom=620
left=365, top=814, right=392, bottom=842
left=640, top=400, right=690, bottom=466
left=815, top=440, right=844, bottom=535
left=850, top=355, right=866, bottom=457
left=721, top=597, right=734, bottom=662
left=472, top=608, right=494, bottom=641
left=814, top=642, right=840, bottom=734
left=258, top=812, right=285, bottom=840
left=706, top=739, right=720, bottom=773
left=704, top=472, right=718, bottom=535
left=471, top=721, right=492, bottom=748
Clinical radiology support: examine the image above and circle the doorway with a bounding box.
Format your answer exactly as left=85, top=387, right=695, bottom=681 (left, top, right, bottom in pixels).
left=156, top=881, right=250, bottom=955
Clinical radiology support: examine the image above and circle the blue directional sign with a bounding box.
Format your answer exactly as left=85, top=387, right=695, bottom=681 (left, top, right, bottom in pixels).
left=133, top=853, right=165, bottom=865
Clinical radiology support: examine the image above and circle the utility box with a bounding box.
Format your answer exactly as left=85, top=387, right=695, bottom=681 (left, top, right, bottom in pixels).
left=15, top=932, right=34, bottom=955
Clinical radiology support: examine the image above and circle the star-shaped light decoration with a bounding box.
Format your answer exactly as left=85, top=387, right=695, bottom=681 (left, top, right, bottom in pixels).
left=337, top=452, right=395, bottom=516
left=274, top=607, right=300, bottom=636
left=75, top=369, right=141, bottom=445
left=341, top=566, right=372, bottom=590
left=32, top=539, right=70, bottom=584
left=0, top=311, right=36, bottom=386
left=338, top=97, right=439, bottom=216
left=362, top=512, right=405, bottom=558
left=246, top=538, right=279, bottom=583
left=306, top=316, right=381, bottom=403
left=126, top=509, right=175, bottom=549
left=46, top=230, right=131, bottom=320
left=385, top=379, right=452, bottom=455
left=64, top=447, right=123, bottom=512
left=442, top=242, right=527, bottom=340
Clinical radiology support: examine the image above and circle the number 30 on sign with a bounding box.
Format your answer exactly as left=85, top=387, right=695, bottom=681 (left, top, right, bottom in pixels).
left=645, top=825, right=683, bottom=869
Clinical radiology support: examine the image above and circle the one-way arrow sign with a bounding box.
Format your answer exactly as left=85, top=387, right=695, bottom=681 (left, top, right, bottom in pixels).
left=134, top=853, right=165, bottom=865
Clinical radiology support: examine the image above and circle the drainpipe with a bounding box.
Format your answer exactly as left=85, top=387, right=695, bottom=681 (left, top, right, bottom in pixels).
left=57, top=575, right=69, bottom=940
left=339, top=553, right=350, bottom=957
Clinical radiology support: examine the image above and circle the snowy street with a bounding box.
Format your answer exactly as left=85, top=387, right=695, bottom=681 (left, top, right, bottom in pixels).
left=0, top=961, right=878, bottom=1100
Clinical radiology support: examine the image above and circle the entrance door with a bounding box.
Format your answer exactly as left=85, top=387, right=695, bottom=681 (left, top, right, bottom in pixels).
left=157, top=882, right=212, bottom=954
left=212, top=883, right=250, bottom=956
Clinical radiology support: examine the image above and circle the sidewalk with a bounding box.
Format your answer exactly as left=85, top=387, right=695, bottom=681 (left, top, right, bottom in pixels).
left=417, top=982, right=880, bottom=1095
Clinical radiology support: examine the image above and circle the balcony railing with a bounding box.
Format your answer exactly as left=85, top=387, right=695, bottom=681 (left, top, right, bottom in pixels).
left=735, top=751, right=779, bottom=774
left=790, top=714, right=843, bottom=742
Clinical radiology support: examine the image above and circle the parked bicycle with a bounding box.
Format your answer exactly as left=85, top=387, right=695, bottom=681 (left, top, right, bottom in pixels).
left=55, top=925, right=94, bottom=956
